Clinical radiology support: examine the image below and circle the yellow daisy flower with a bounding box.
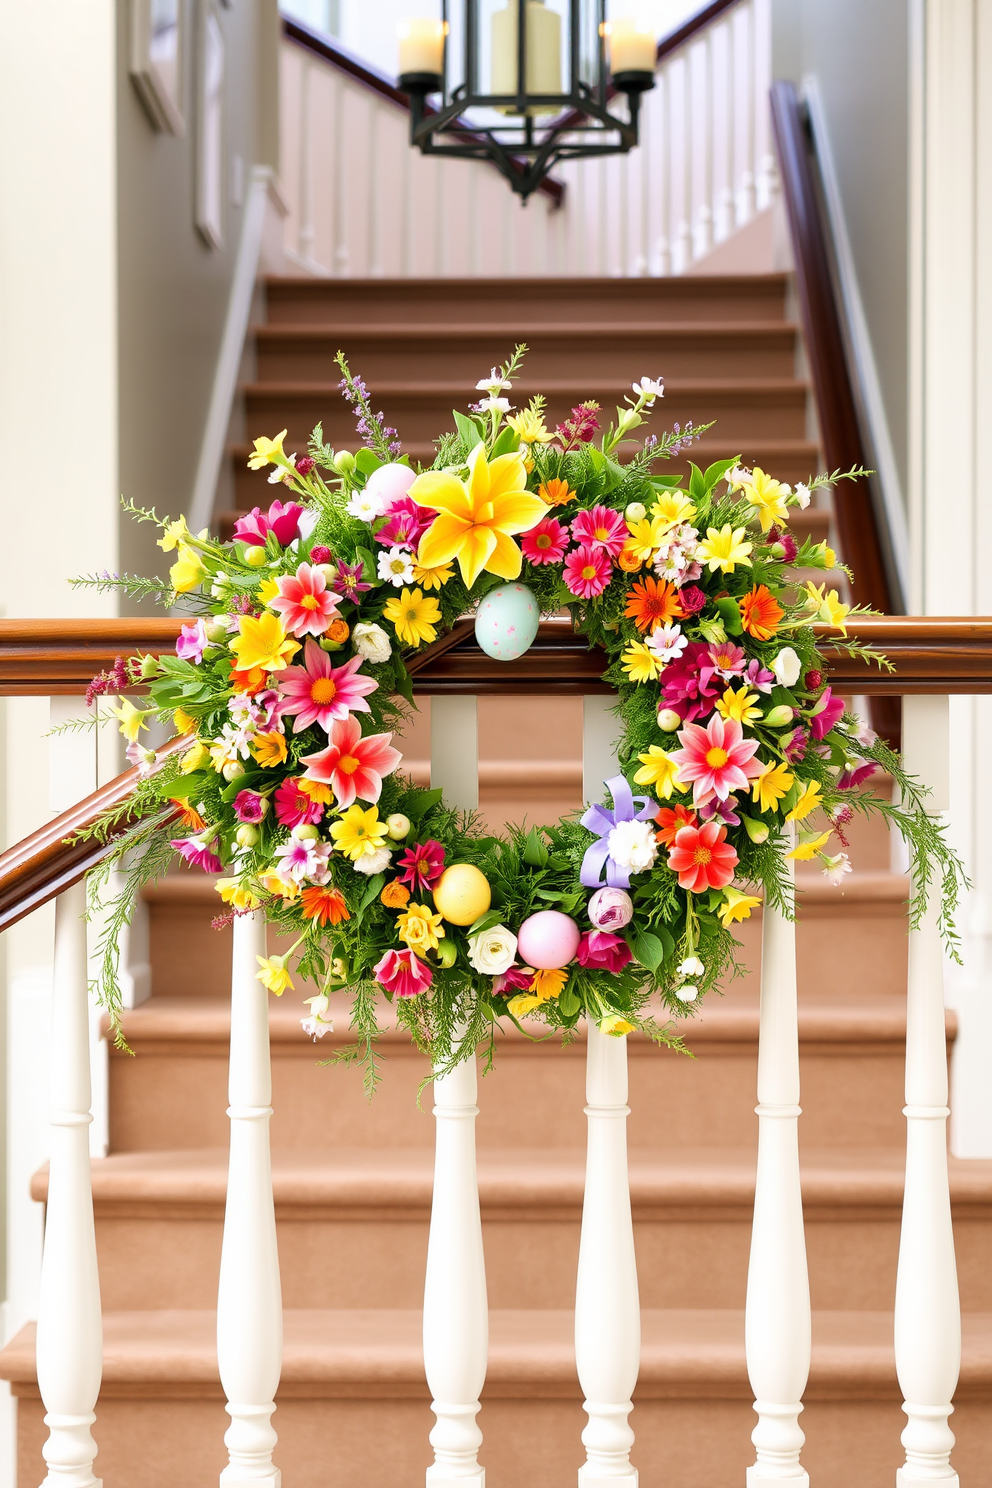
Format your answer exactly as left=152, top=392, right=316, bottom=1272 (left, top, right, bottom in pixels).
left=741, top=467, right=790, bottom=532
left=230, top=612, right=299, bottom=673
left=252, top=731, right=289, bottom=769
left=621, top=640, right=663, bottom=683
left=382, top=586, right=442, bottom=648
left=634, top=746, right=681, bottom=799
left=786, top=780, right=823, bottom=822
left=787, top=829, right=833, bottom=861
left=412, top=561, right=455, bottom=591
left=624, top=515, right=670, bottom=562
left=330, top=804, right=388, bottom=862
left=396, top=902, right=445, bottom=955
left=530, top=966, right=568, bottom=1001
left=751, top=760, right=794, bottom=812
left=718, top=887, right=763, bottom=928
left=173, top=708, right=198, bottom=736
left=258, top=577, right=280, bottom=606
left=650, top=490, right=695, bottom=527
left=697, top=525, right=753, bottom=574
left=715, top=685, right=763, bottom=726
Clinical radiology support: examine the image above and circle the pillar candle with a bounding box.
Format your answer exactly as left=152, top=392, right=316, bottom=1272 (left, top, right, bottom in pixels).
left=491, top=0, right=562, bottom=107
left=606, top=17, right=655, bottom=74
left=397, top=17, right=446, bottom=76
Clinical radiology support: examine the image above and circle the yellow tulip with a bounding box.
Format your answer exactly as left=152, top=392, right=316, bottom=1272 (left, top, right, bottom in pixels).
left=412, top=445, right=546, bottom=588
left=111, top=699, right=148, bottom=742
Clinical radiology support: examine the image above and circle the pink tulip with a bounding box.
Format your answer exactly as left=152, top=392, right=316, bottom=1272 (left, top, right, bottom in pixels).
left=373, top=947, right=432, bottom=998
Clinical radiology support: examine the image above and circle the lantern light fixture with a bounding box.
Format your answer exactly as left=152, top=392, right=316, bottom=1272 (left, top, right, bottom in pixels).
left=397, top=3, right=656, bottom=202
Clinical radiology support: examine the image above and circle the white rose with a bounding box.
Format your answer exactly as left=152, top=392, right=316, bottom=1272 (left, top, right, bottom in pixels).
left=606, top=819, right=658, bottom=875
left=771, top=647, right=801, bottom=688
left=353, top=845, right=392, bottom=875
left=352, top=622, right=392, bottom=664
left=468, top=925, right=518, bottom=975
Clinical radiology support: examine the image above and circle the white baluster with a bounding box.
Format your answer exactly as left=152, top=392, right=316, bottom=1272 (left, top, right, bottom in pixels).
left=696, top=35, right=715, bottom=257
left=575, top=1023, right=640, bottom=1487
left=218, top=911, right=282, bottom=1488
left=36, top=877, right=103, bottom=1488
left=895, top=696, right=960, bottom=1488
left=738, top=0, right=757, bottom=225
left=745, top=828, right=811, bottom=1487
left=676, top=53, right=693, bottom=272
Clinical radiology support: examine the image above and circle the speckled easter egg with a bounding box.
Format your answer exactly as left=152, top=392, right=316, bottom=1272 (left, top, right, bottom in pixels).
left=474, top=583, right=540, bottom=662
left=365, top=462, right=416, bottom=513
left=433, top=863, right=492, bottom=926
left=517, top=910, right=581, bottom=970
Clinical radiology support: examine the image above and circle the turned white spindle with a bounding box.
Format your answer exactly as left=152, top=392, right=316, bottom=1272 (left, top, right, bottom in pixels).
left=36, top=878, right=103, bottom=1488
left=745, top=830, right=811, bottom=1488
left=575, top=1023, right=640, bottom=1487
left=895, top=696, right=960, bottom=1488
left=217, top=911, right=283, bottom=1488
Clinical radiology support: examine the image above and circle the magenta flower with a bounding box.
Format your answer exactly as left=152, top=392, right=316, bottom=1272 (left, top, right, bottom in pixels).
left=678, top=584, right=707, bottom=613
left=563, top=543, right=612, bottom=598
left=521, top=517, right=569, bottom=566
left=176, top=618, right=209, bottom=664
left=300, top=715, right=401, bottom=809
left=233, top=499, right=304, bottom=548
left=743, top=658, right=776, bottom=694
left=373, top=947, right=433, bottom=999
left=659, top=641, right=722, bottom=723
left=493, top=964, right=533, bottom=994
left=270, top=562, right=341, bottom=638
left=309, top=545, right=332, bottom=565
left=700, top=795, right=741, bottom=827
left=809, top=686, right=845, bottom=740
left=396, top=839, right=446, bottom=892
left=170, top=833, right=222, bottom=874
left=233, top=790, right=267, bottom=824
left=670, top=713, right=763, bottom=806
left=279, top=639, right=378, bottom=732
left=839, top=760, right=879, bottom=789
left=576, top=930, right=633, bottom=973
left=273, top=836, right=332, bottom=884
left=332, top=559, right=372, bottom=604
left=274, top=778, right=324, bottom=828
left=571, top=505, right=627, bottom=557
left=783, top=727, right=809, bottom=763
left=374, top=497, right=433, bottom=551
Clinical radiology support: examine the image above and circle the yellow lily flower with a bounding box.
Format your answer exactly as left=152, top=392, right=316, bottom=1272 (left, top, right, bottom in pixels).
left=412, top=561, right=455, bottom=591
left=634, top=746, right=681, bottom=799
left=170, top=543, right=206, bottom=593
left=599, top=1014, right=637, bottom=1037
left=787, top=829, right=833, bottom=861
left=111, top=699, right=149, bottom=742
left=803, top=582, right=850, bottom=634
left=697, top=525, right=753, bottom=574
left=412, top=445, right=546, bottom=588
left=216, top=878, right=262, bottom=911
left=248, top=429, right=288, bottom=471
left=741, top=467, right=790, bottom=532
left=786, top=779, right=823, bottom=822
left=718, top=887, right=763, bottom=928
left=650, top=490, right=695, bottom=528
left=158, top=515, right=190, bottom=552
left=624, top=514, right=670, bottom=562
left=715, top=685, right=763, bottom=726
left=255, top=953, right=294, bottom=994
left=382, top=587, right=441, bottom=649
left=621, top=640, right=663, bottom=683
left=230, top=612, right=299, bottom=672
left=751, top=760, right=794, bottom=812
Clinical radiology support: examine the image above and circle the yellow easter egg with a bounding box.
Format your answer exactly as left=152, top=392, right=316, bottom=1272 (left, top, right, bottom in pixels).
left=433, top=863, right=492, bottom=926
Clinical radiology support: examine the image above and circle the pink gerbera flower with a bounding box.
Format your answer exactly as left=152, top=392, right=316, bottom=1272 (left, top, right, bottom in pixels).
left=396, top=839, right=446, bottom=892
left=270, top=563, right=341, bottom=638
left=373, top=947, right=432, bottom=999
left=571, top=505, right=627, bottom=556
left=563, top=543, right=612, bottom=598
left=521, top=517, right=569, bottom=566
left=278, top=639, right=378, bottom=732
left=300, top=715, right=401, bottom=808
left=667, top=821, right=739, bottom=892
left=274, top=777, right=324, bottom=828
left=669, top=714, right=763, bottom=806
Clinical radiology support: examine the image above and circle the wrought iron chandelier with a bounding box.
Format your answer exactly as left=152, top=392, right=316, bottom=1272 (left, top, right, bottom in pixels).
left=397, top=3, right=656, bottom=201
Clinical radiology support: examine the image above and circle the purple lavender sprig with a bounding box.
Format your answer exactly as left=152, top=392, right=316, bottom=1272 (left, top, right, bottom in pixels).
left=335, top=352, right=402, bottom=460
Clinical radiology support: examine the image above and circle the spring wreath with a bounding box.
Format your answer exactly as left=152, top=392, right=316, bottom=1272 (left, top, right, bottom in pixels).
left=75, top=347, right=963, bottom=1083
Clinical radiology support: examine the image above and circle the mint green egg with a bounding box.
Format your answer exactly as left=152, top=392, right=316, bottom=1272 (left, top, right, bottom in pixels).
left=474, top=583, right=540, bottom=662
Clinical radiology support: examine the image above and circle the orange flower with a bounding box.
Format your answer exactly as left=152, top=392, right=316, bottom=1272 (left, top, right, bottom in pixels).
left=326, top=617, right=350, bottom=644
left=252, top=731, right=288, bottom=768
left=169, top=797, right=206, bottom=831
left=381, top=880, right=411, bottom=909
left=739, top=584, right=784, bottom=640
left=300, top=885, right=350, bottom=926
left=655, top=803, right=697, bottom=846
left=230, top=663, right=268, bottom=695
left=617, top=545, right=644, bottom=573
left=624, top=576, right=685, bottom=633
left=299, top=777, right=334, bottom=804
left=537, top=478, right=575, bottom=506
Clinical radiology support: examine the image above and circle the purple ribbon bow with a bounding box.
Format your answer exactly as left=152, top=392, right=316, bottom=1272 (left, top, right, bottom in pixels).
left=580, top=774, right=658, bottom=889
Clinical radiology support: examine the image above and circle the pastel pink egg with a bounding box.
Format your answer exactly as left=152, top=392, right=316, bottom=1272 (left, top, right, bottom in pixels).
left=365, top=462, right=416, bottom=512
left=517, top=910, right=581, bottom=969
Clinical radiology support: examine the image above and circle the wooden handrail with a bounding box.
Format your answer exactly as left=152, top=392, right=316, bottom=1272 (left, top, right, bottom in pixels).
left=0, top=619, right=182, bottom=696
left=769, top=80, right=898, bottom=615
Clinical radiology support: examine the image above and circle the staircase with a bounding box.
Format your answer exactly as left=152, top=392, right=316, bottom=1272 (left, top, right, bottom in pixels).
left=2, top=277, right=990, bottom=1485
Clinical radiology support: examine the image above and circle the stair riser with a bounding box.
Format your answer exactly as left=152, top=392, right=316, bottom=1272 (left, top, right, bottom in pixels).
left=11, top=1386, right=991, bottom=1488
left=90, top=1207, right=992, bottom=1314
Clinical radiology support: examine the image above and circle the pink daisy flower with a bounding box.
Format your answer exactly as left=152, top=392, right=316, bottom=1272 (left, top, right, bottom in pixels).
left=300, top=715, right=401, bottom=809
left=563, top=543, right=612, bottom=599
left=270, top=562, right=341, bottom=639
left=278, top=639, right=378, bottom=732
left=374, top=497, right=434, bottom=551
left=273, top=778, right=324, bottom=829
left=396, top=839, right=446, bottom=892
left=669, top=714, right=763, bottom=806
left=521, top=517, right=569, bottom=566
left=667, top=821, right=739, bottom=892
left=571, top=505, right=627, bottom=556
left=373, top=947, right=432, bottom=999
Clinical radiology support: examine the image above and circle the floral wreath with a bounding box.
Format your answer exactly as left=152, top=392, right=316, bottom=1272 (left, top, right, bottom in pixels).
left=77, top=347, right=962, bottom=1083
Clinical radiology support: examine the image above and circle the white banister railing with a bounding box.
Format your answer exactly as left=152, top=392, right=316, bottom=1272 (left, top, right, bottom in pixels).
left=279, top=0, right=774, bottom=279
left=895, top=697, right=961, bottom=1487
left=217, top=909, right=283, bottom=1488
left=745, top=824, right=811, bottom=1488
left=35, top=877, right=103, bottom=1488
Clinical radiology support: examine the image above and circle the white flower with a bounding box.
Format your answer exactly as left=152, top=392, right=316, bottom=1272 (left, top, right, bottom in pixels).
left=676, top=984, right=699, bottom=1002
left=677, top=956, right=704, bottom=978
left=822, top=852, right=852, bottom=886
left=274, top=836, right=332, bottom=884
left=267, top=458, right=296, bottom=484
left=301, top=993, right=333, bottom=1040
left=468, top=925, right=517, bottom=976
left=377, top=545, right=416, bottom=586
left=726, top=464, right=750, bottom=491
left=771, top=647, right=802, bottom=688
left=477, top=395, right=512, bottom=414
left=606, top=819, right=658, bottom=875
left=352, top=622, right=392, bottom=664
left=646, top=623, right=687, bottom=665
left=126, top=741, right=158, bottom=776
left=298, top=508, right=319, bottom=540
left=353, top=845, right=393, bottom=875
left=632, top=375, right=664, bottom=404
left=346, top=489, right=383, bottom=522
left=793, top=482, right=811, bottom=509
left=476, top=368, right=511, bottom=394
left=853, top=722, right=877, bottom=747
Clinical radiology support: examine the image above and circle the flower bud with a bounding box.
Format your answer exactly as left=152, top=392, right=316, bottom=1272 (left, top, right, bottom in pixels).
left=805, top=668, right=823, bottom=690
left=436, top=939, right=459, bottom=968
left=293, top=823, right=320, bottom=841
left=742, top=817, right=770, bottom=844
left=333, top=449, right=356, bottom=474
left=676, top=984, right=699, bottom=1003
left=235, top=824, right=259, bottom=848
left=386, top=813, right=411, bottom=841
left=222, top=761, right=246, bottom=782
left=204, top=617, right=229, bottom=644
left=657, top=708, right=682, bottom=733
left=320, top=636, right=345, bottom=653
left=309, top=545, right=332, bottom=565
left=139, top=653, right=162, bottom=680
left=764, top=705, right=794, bottom=728
left=316, top=563, right=336, bottom=584
left=210, top=574, right=232, bottom=599
left=770, top=542, right=786, bottom=560
left=243, top=546, right=267, bottom=569
left=624, top=501, right=646, bottom=523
